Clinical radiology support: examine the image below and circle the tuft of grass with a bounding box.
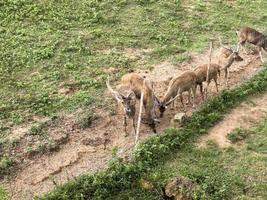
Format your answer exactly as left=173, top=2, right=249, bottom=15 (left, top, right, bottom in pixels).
left=76, top=111, right=98, bottom=129
left=0, top=186, right=8, bottom=200
left=227, top=128, right=251, bottom=143
left=29, top=123, right=48, bottom=136
left=0, top=155, right=16, bottom=177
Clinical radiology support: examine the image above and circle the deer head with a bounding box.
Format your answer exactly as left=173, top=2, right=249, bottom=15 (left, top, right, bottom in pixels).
left=106, top=79, right=136, bottom=117
left=158, top=89, right=181, bottom=117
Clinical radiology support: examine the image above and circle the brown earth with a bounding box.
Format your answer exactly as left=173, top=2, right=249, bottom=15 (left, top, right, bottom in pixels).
left=1, top=47, right=263, bottom=200
left=198, top=93, right=267, bottom=148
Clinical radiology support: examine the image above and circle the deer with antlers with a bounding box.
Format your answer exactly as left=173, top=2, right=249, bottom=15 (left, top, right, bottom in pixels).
left=158, top=71, right=197, bottom=117
left=106, top=73, right=159, bottom=135
left=217, top=43, right=243, bottom=86
left=194, top=63, right=220, bottom=100
left=193, top=42, right=221, bottom=100
left=236, top=26, right=267, bottom=63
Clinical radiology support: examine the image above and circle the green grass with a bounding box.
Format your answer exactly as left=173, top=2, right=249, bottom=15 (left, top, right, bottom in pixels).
left=0, top=186, right=8, bottom=200
left=113, top=118, right=267, bottom=200
left=1, top=0, right=267, bottom=199
left=1, top=0, right=267, bottom=130
left=227, top=127, right=251, bottom=143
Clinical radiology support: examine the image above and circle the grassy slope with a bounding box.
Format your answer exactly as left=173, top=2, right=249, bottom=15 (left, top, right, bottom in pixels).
left=113, top=118, right=267, bottom=200
left=1, top=0, right=267, bottom=198
left=1, top=0, right=267, bottom=132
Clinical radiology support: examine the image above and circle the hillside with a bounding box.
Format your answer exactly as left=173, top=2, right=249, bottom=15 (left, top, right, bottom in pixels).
left=1, top=0, right=267, bottom=199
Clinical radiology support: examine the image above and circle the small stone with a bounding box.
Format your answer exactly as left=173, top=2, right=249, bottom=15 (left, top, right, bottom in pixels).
left=173, top=113, right=187, bottom=125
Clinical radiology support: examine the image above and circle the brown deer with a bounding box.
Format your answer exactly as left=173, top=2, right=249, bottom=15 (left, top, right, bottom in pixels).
left=106, top=73, right=159, bottom=135
left=236, top=26, right=267, bottom=63
left=193, top=63, right=220, bottom=100
left=217, top=45, right=243, bottom=86
left=158, top=71, right=197, bottom=117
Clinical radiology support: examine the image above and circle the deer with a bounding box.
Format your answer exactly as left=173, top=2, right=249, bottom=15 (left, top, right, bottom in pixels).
left=217, top=44, right=243, bottom=86
left=106, top=73, right=159, bottom=135
left=236, top=27, right=267, bottom=63
left=158, top=71, right=197, bottom=117
left=193, top=63, right=220, bottom=100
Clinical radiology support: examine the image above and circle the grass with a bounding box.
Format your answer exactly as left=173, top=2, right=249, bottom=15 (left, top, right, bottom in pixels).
left=76, top=111, right=98, bottom=129
left=114, top=118, right=267, bottom=200
left=0, top=186, right=8, bottom=200
left=227, top=127, right=251, bottom=143
left=1, top=0, right=267, bottom=199
left=1, top=0, right=267, bottom=130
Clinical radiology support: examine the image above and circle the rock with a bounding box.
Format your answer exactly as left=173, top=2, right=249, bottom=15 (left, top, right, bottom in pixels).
left=172, top=113, right=187, bottom=126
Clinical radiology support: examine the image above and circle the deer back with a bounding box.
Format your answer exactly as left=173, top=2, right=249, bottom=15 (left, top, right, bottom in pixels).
left=194, top=64, right=220, bottom=84
left=163, top=71, right=196, bottom=103
left=238, top=27, right=266, bottom=47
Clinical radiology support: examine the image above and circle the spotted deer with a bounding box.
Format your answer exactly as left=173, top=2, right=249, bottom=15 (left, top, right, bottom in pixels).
left=106, top=73, right=159, bottom=135
left=158, top=71, right=197, bottom=117
left=193, top=63, right=221, bottom=100
left=217, top=44, right=243, bottom=86
left=236, top=26, right=267, bottom=63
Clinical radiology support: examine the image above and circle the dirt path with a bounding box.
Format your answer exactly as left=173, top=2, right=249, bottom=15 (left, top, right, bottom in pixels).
left=198, top=93, right=267, bottom=148
left=1, top=48, right=263, bottom=199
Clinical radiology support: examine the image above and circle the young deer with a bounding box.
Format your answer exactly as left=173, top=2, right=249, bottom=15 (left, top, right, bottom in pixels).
left=217, top=45, right=243, bottom=86
left=193, top=63, right=220, bottom=100
left=236, top=27, right=267, bottom=63
left=106, top=73, right=159, bottom=134
left=158, top=71, right=197, bottom=117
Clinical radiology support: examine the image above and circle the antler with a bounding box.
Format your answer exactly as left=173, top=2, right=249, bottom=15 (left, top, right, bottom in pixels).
left=219, top=37, right=233, bottom=52
left=106, top=78, right=123, bottom=102
left=165, top=88, right=181, bottom=106
left=234, top=44, right=240, bottom=53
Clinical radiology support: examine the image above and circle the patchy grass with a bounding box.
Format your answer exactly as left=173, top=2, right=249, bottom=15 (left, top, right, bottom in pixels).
left=0, top=186, right=8, bottom=200
left=1, top=0, right=267, bottom=132
left=0, top=155, right=16, bottom=177
left=76, top=111, right=98, bottom=129
left=112, top=118, right=267, bottom=199
left=227, top=127, right=251, bottom=143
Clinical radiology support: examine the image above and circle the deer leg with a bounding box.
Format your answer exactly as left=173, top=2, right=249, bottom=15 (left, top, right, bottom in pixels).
left=205, top=81, right=210, bottom=98
left=124, top=115, right=128, bottom=137
left=226, top=70, right=230, bottom=88
left=180, top=94, right=185, bottom=111
left=192, top=86, right=196, bottom=108
left=186, top=90, right=191, bottom=105
left=132, top=117, right=136, bottom=135
left=259, top=47, right=264, bottom=63
left=199, top=83, right=204, bottom=101
left=214, top=77, right=219, bottom=92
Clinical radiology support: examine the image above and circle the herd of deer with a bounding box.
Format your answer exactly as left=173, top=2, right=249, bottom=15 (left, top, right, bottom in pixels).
left=106, top=27, right=267, bottom=135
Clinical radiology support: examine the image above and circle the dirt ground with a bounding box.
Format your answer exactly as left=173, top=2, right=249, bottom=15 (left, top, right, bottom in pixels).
left=1, top=47, right=263, bottom=199
left=198, top=92, right=267, bottom=148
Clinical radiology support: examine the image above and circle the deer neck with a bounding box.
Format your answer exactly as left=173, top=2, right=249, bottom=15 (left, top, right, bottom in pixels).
left=223, top=55, right=235, bottom=69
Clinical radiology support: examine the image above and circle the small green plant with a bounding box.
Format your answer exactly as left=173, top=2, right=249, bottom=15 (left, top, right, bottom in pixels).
left=29, top=123, right=47, bottom=136
left=0, top=155, right=15, bottom=176
left=76, top=111, right=97, bottom=129
left=0, top=185, right=8, bottom=200
left=227, top=128, right=250, bottom=143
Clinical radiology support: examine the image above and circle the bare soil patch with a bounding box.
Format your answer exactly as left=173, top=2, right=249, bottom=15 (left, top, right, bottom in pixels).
left=1, top=48, right=263, bottom=199
left=198, top=93, right=267, bottom=148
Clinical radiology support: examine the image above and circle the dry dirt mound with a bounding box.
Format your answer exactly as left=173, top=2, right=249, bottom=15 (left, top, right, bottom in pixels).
left=198, top=93, right=267, bottom=148
left=1, top=48, right=262, bottom=200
